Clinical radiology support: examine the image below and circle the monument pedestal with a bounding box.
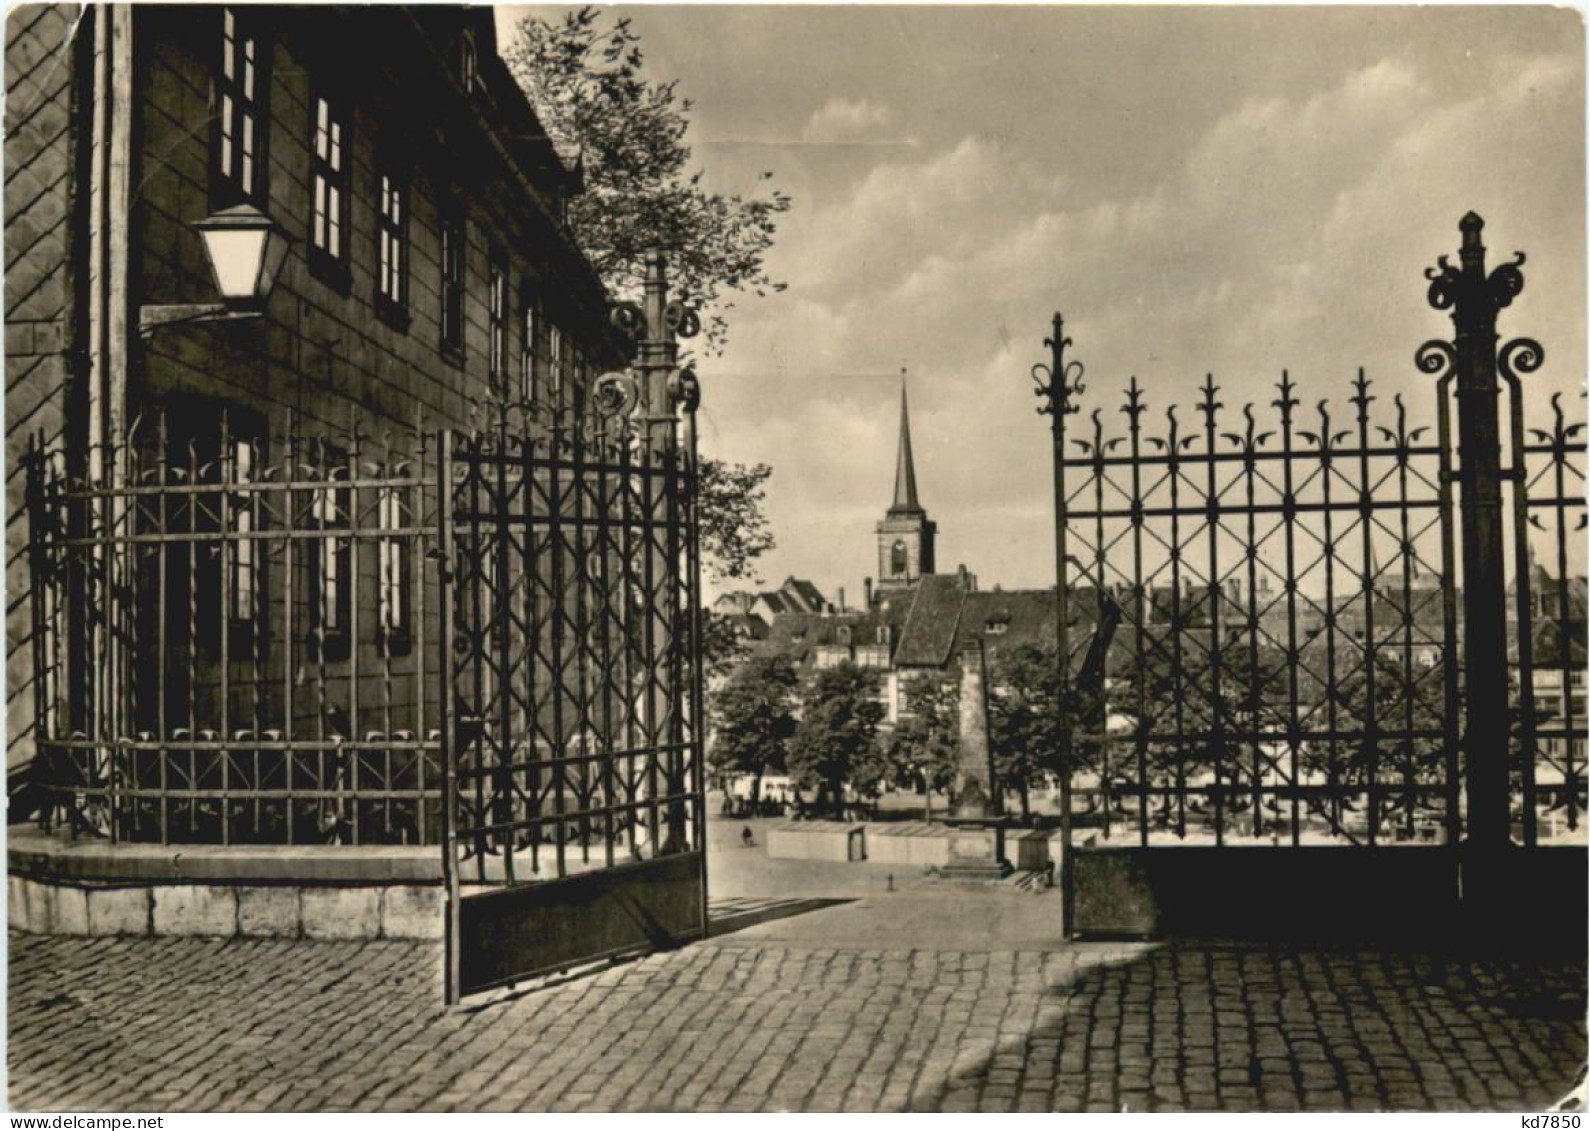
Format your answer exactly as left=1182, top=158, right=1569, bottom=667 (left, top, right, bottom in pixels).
left=939, top=820, right=1013, bottom=880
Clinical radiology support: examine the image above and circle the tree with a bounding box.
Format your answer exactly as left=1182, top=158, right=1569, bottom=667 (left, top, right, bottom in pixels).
left=883, top=673, right=960, bottom=822
left=504, top=7, right=792, bottom=353
left=988, top=643, right=1064, bottom=821
left=1111, top=630, right=1292, bottom=835
left=504, top=11, right=785, bottom=669
left=788, top=664, right=886, bottom=816
left=699, top=458, right=773, bottom=585
left=1320, top=651, right=1455, bottom=837
left=708, top=655, right=798, bottom=808
left=696, top=458, right=774, bottom=677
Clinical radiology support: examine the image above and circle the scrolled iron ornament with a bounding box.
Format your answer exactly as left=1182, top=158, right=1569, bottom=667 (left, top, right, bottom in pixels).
left=1414, top=338, right=1458, bottom=378
left=1487, top=251, right=1527, bottom=309
left=668, top=365, right=701, bottom=414
left=1030, top=362, right=1054, bottom=416
left=1061, top=360, right=1086, bottom=412
left=1498, top=337, right=1544, bottom=382
left=591, top=370, right=641, bottom=419
left=663, top=300, right=701, bottom=341
left=609, top=301, right=647, bottom=341
left=1424, top=256, right=1461, bottom=310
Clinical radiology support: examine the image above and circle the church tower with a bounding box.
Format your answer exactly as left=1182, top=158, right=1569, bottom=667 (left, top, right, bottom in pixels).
left=876, top=373, right=936, bottom=592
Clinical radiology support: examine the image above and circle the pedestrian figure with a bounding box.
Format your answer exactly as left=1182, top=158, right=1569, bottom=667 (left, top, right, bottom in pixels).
left=887, top=873, right=895, bottom=892
left=741, top=825, right=754, bottom=848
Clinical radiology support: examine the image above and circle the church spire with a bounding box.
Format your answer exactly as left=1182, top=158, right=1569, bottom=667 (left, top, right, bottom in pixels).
left=877, top=368, right=936, bottom=591
left=891, top=369, right=923, bottom=515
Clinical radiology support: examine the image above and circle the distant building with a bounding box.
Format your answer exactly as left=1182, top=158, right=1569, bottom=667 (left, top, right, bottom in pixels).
left=713, top=576, right=835, bottom=626
left=1508, top=558, right=1588, bottom=821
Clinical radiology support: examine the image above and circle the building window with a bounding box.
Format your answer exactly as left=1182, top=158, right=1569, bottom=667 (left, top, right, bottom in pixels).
left=230, top=438, right=259, bottom=626
left=311, top=461, right=351, bottom=661
left=376, top=168, right=408, bottom=325
left=488, top=251, right=507, bottom=395
left=460, top=32, right=478, bottom=93
left=378, top=485, right=412, bottom=655
left=891, top=540, right=908, bottom=576
left=571, top=346, right=587, bottom=417
left=165, top=411, right=266, bottom=658
left=309, top=91, right=350, bottom=287
left=441, top=205, right=465, bottom=356
left=213, top=8, right=268, bottom=207
left=520, top=295, right=538, bottom=402
left=549, top=324, right=565, bottom=404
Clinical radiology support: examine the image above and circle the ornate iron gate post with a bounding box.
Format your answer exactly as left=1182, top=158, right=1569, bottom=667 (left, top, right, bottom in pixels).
left=623, top=251, right=702, bottom=859
left=1423, top=213, right=1528, bottom=875
left=1032, top=313, right=1084, bottom=936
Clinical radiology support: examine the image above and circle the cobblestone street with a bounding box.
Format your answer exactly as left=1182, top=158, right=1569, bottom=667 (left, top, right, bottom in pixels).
left=8, top=911, right=1585, bottom=1112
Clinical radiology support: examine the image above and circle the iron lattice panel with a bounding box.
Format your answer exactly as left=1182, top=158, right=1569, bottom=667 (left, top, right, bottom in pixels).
left=1511, top=388, right=1588, bottom=839
left=24, top=415, right=444, bottom=845
left=1056, top=364, right=1586, bottom=849
left=1059, top=371, right=1464, bottom=848
left=445, top=411, right=704, bottom=889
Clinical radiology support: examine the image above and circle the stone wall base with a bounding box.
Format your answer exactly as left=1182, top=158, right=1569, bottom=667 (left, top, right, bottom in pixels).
left=8, top=874, right=444, bottom=940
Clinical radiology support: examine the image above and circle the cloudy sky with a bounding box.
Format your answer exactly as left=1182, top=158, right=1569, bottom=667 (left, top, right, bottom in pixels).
left=500, top=5, right=1585, bottom=601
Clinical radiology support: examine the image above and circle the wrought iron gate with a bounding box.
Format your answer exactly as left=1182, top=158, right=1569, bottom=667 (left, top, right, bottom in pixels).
left=439, top=381, right=708, bottom=1000
left=1035, top=214, right=1586, bottom=937
left=438, top=267, right=709, bottom=1001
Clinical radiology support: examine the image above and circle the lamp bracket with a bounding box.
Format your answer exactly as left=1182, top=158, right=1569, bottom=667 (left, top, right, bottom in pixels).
left=138, top=304, right=262, bottom=341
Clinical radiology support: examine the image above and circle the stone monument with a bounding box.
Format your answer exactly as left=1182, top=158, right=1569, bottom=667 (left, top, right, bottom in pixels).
left=941, top=638, right=1012, bottom=879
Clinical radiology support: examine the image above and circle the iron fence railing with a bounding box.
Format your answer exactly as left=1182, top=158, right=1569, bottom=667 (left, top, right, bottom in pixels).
left=24, top=395, right=707, bottom=856
left=444, top=400, right=705, bottom=884
left=26, top=413, right=444, bottom=845
left=1052, top=369, right=1469, bottom=848
left=1035, top=215, right=1586, bottom=862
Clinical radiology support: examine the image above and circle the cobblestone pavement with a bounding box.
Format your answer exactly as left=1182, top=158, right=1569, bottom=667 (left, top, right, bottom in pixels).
left=8, top=928, right=1585, bottom=1112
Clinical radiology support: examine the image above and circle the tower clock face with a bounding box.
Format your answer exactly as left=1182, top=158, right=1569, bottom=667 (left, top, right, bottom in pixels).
left=892, top=539, right=908, bottom=575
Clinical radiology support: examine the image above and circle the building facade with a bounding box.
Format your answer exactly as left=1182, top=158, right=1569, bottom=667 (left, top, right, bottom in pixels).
left=6, top=5, right=628, bottom=779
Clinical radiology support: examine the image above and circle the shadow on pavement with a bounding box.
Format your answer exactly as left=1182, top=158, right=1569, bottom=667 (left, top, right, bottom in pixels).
left=708, top=897, right=855, bottom=939
left=889, top=939, right=1588, bottom=1113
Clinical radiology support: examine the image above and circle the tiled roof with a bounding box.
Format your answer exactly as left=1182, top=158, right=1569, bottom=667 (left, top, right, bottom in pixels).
left=893, top=575, right=968, bottom=668
left=959, top=590, right=1057, bottom=664
left=784, top=578, right=829, bottom=612
left=756, top=611, right=867, bottom=665
left=713, top=592, right=756, bottom=615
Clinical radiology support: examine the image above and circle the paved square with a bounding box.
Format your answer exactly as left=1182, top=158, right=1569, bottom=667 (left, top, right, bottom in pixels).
left=7, top=904, right=1585, bottom=1112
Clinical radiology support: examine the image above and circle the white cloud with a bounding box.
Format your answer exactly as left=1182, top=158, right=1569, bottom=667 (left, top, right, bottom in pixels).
left=800, top=97, right=898, bottom=144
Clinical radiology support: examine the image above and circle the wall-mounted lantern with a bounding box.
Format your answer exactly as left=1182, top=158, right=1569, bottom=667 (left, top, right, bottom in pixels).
left=138, top=204, right=291, bottom=339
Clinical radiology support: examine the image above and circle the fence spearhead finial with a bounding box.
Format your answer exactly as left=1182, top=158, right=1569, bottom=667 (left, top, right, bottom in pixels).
left=1460, top=212, right=1487, bottom=272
